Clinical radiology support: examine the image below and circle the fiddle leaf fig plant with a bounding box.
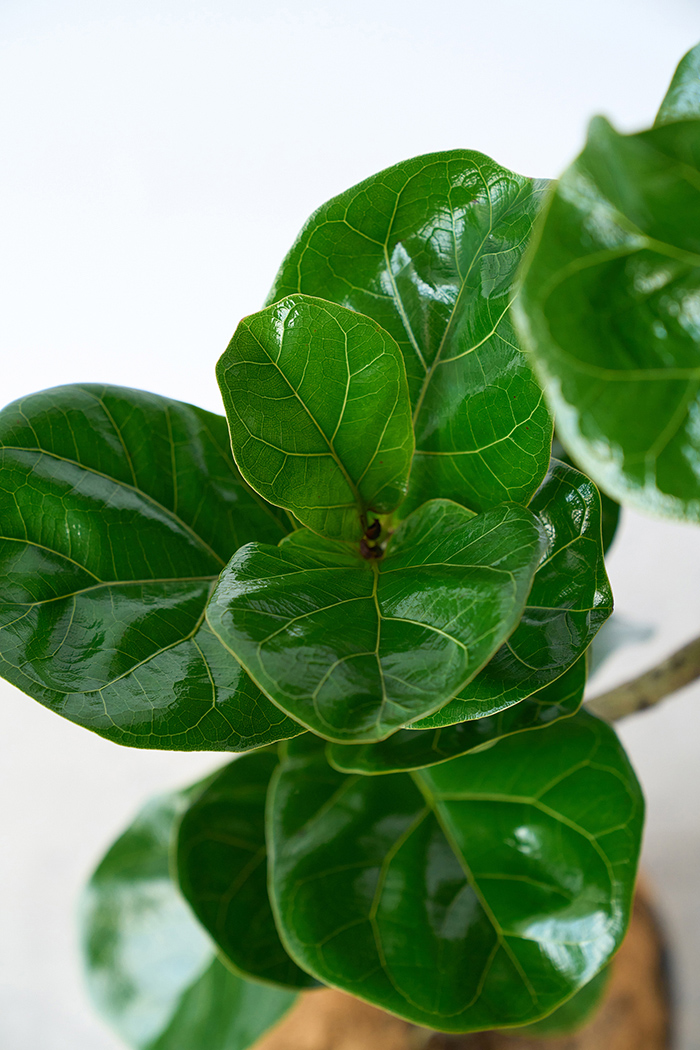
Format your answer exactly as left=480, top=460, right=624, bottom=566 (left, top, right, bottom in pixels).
left=8, top=40, right=700, bottom=1049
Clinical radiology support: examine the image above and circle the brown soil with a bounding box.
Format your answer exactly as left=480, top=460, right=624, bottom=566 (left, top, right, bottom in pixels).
left=256, top=880, right=671, bottom=1050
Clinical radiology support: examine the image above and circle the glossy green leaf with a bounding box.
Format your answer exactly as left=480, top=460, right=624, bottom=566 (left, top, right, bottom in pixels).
left=206, top=499, right=545, bottom=743
left=81, top=780, right=297, bottom=1050
left=0, top=384, right=304, bottom=750
left=177, top=750, right=314, bottom=989
left=268, top=150, right=553, bottom=515
left=326, top=653, right=585, bottom=774
left=217, top=294, right=413, bottom=542
left=510, top=964, right=611, bottom=1037
left=410, top=459, right=611, bottom=729
left=268, top=711, right=643, bottom=1032
left=515, top=114, right=700, bottom=522
left=656, top=43, right=700, bottom=126
left=552, top=437, right=621, bottom=553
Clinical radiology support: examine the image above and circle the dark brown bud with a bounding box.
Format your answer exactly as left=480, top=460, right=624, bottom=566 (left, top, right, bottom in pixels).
left=360, top=537, right=383, bottom=560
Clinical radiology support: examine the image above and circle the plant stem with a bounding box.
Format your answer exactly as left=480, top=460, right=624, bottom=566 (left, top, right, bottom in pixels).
left=586, top=634, right=700, bottom=722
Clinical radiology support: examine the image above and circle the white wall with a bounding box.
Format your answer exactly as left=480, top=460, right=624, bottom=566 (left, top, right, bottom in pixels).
left=1, top=2, right=700, bottom=1047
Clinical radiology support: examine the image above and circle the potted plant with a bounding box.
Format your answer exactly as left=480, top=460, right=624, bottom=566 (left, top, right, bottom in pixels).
left=3, top=40, right=698, bottom=1050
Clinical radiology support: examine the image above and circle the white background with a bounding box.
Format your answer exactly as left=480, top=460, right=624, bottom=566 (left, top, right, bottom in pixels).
left=1, top=2, right=700, bottom=1047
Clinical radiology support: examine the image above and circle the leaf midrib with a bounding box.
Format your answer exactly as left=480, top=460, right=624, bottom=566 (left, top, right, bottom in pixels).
left=3, top=581, right=218, bottom=696
left=408, top=773, right=567, bottom=1010
left=242, top=317, right=364, bottom=517
left=0, top=574, right=218, bottom=607
left=1, top=445, right=226, bottom=568
left=415, top=177, right=496, bottom=423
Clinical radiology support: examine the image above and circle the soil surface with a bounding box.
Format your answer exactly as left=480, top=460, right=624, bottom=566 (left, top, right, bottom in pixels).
left=256, top=880, right=671, bottom=1050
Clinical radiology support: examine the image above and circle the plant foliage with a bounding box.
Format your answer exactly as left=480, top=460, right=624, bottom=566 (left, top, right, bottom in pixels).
left=516, top=43, right=700, bottom=522
left=81, top=781, right=297, bottom=1050
left=268, top=713, right=642, bottom=1031
left=12, top=43, right=700, bottom=1048
left=0, top=385, right=301, bottom=751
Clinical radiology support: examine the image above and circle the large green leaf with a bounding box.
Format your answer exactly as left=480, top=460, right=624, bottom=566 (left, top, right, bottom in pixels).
left=656, top=43, right=700, bottom=126
left=410, top=459, right=611, bottom=729
left=268, top=711, right=643, bottom=1032
left=81, top=780, right=297, bottom=1050
left=267, top=150, right=553, bottom=515
left=177, top=750, right=314, bottom=989
left=217, top=294, right=414, bottom=542
left=326, top=653, right=585, bottom=774
left=515, top=114, right=700, bottom=522
left=0, top=384, right=303, bottom=750
left=206, top=499, right=545, bottom=743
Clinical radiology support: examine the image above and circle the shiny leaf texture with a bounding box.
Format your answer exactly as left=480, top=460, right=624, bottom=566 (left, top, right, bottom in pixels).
left=0, top=384, right=303, bottom=750
left=81, top=781, right=297, bottom=1050
left=515, top=114, right=700, bottom=522
left=177, top=750, right=314, bottom=989
left=552, top=437, right=621, bottom=553
left=326, top=653, right=585, bottom=774
left=410, top=460, right=611, bottom=729
left=656, top=43, right=700, bottom=126
left=206, top=499, right=546, bottom=742
left=511, top=964, right=611, bottom=1037
left=217, top=294, right=413, bottom=542
left=267, top=150, right=552, bottom=514
left=268, top=711, right=643, bottom=1032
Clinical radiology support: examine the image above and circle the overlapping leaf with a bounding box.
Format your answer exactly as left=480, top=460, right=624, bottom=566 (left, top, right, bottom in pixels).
left=177, top=750, right=314, bottom=989
left=81, top=780, right=297, bottom=1050
left=552, top=438, right=620, bottom=553
left=217, top=295, right=414, bottom=542
left=410, top=459, right=611, bottom=729
left=326, top=653, right=585, bottom=774
left=206, top=499, right=545, bottom=743
left=515, top=107, right=700, bottom=522
left=268, top=150, right=553, bottom=514
left=268, top=711, right=643, bottom=1032
left=0, top=384, right=303, bottom=750
left=656, top=43, right=700, bottom=126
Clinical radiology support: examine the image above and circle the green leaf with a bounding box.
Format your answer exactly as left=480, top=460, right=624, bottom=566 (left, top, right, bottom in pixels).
left=510, top=964, right=611, bottom=1037
left=268, top=150, right=553, bottom=515
left=515, top=115, right=700, bottom=522
left=0, top=384, right=303, bottom=750
left=206, top=499, right=546, bottom=743
left=217, top=294, right=414, bottom=542
left=177, top=750, right=314, bottom=989
left=326, top=653, right=585, bottom=774
left=81, top=780, right=297, bottom=1050
left=552, top=437, right=621, bottom=553
left=268, top=710, right=643, bottom=1032
left=656, top=43, right=700, bottom=126
left=410, top=459, right=611, bottom=729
